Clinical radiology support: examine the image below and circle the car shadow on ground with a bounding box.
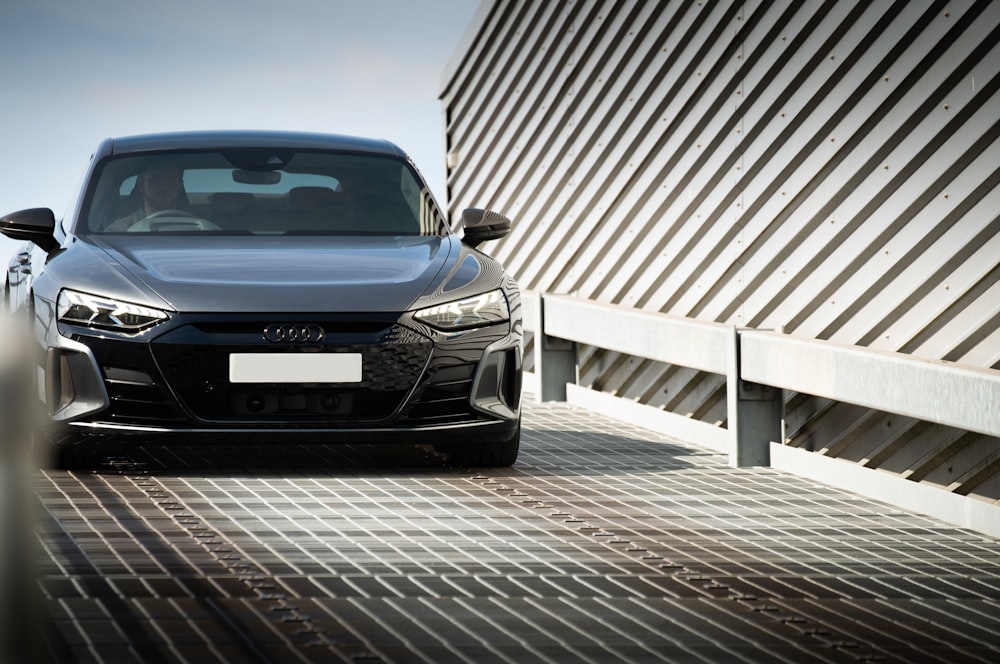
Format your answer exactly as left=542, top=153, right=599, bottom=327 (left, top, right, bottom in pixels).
left=72, top=425, right=703, bottom=477
left=86, top=440, right=452, bottom=476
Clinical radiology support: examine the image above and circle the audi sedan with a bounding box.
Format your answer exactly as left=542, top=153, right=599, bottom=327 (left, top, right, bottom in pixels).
left=1, top=131, right=522, bottom=468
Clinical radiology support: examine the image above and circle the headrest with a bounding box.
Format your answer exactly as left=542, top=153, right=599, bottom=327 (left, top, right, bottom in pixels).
left=210, top=192, right=254, bottom=212
left=289, top=187, right=339, bottom=209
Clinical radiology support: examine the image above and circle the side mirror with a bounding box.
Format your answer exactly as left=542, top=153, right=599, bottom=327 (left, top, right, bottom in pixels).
left=0, top=208, right=59, bottom=252
left=461, top=208, right=511, bottom=248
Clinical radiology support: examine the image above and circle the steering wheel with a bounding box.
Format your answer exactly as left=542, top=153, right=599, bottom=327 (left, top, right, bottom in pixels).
left=146, top=209, right=198, bottom=220
left=127, top=210, right=222, bottom=232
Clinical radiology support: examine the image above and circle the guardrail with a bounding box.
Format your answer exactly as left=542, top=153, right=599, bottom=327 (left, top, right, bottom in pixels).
left=522, top=292, right=1000, bottom=467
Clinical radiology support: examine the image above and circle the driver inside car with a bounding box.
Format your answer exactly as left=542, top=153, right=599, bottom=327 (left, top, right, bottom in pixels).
left=105, top=162, right=187, bottom=231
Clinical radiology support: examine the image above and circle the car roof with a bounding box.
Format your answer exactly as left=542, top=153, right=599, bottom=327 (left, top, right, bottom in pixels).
left=105, top=130, right=406, bottom=158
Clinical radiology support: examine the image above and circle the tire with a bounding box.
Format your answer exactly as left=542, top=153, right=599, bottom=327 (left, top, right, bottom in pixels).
left=442, top=420, right=520, bottom=468
left=32, top=426, right=89, bottom=471
left=41, top=431, right=125, bottom=471
left=31, top=412, right=115, bottom=471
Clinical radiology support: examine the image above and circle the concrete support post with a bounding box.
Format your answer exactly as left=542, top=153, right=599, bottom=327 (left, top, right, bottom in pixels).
left=727, top=327, right=783, bottom=467
left=533, top=294, right=577, bottom=402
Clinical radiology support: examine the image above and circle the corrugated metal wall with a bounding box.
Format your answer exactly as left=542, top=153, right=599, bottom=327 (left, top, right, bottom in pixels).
left=440, top=0, right=1000, bottom=501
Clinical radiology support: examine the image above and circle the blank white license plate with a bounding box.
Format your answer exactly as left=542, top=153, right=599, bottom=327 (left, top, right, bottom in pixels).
left=229, top=353, right=362, bottom=384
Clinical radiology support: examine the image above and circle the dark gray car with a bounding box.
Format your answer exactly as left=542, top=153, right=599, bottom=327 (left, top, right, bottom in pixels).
left=1, top=131, right=522, bottom=468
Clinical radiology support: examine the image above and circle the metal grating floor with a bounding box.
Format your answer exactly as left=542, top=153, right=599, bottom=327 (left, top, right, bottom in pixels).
left=17, top=400, right=1000, bottom=663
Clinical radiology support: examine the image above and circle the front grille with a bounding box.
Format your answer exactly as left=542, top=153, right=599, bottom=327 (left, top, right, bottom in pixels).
left=150, top=323, right=432, bottom=423
left=77, top=315, right=516, bottom=432
left=190, top=320, right=391, bottom=337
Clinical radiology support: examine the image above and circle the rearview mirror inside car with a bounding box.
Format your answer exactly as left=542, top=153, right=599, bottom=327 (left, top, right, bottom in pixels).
left=232, top=169, right=282, bottom=185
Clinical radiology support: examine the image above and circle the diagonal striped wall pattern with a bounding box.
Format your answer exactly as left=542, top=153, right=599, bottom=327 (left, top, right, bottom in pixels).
left=440, top=1, right=1000, bottom=501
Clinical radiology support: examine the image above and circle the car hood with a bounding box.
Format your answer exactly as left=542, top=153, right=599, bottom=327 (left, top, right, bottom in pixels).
left=89, top=234, right=455, bottom=313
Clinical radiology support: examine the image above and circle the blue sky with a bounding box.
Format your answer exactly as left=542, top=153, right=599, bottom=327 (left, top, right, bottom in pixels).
left=0, top=0, right=480, bottom=256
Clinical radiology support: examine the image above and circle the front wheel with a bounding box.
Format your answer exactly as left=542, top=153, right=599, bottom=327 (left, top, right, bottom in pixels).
left=439, top=420, right=520, bottom=468
left=31, top=425, right=95, bottom=471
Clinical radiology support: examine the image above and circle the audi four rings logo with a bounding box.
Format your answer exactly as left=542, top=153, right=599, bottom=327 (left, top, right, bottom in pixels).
left=263, top=324, right=325, bottom=343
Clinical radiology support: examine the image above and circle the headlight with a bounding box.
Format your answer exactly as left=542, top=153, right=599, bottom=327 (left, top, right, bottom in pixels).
left=414, top=290, right=509, bottom=331
left=57, top=290, right=169, bottom=332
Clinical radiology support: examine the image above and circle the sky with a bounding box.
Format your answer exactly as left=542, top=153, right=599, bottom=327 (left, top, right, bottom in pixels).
left=0, top=0, right=481, bottom=257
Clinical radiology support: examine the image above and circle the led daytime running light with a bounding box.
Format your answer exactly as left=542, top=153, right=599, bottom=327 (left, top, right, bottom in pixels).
left=57, top=290, right=169, bottom=331
left=414, top=290, right=508, bottom=331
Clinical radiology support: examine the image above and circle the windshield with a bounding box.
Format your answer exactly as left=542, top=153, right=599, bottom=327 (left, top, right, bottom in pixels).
left=81, top=149, right=445, bottom=236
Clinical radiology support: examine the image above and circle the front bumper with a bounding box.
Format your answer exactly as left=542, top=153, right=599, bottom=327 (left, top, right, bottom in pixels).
left=41, top=309, right=521, bottom=440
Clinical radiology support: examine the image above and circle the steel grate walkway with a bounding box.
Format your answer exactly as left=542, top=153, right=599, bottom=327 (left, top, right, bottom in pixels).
left=19, top=400, right=1000, bottom=663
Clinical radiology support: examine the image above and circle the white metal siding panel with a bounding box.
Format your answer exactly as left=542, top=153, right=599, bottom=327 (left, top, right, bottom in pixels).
left=442, top=0, right=1000, bottom=500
